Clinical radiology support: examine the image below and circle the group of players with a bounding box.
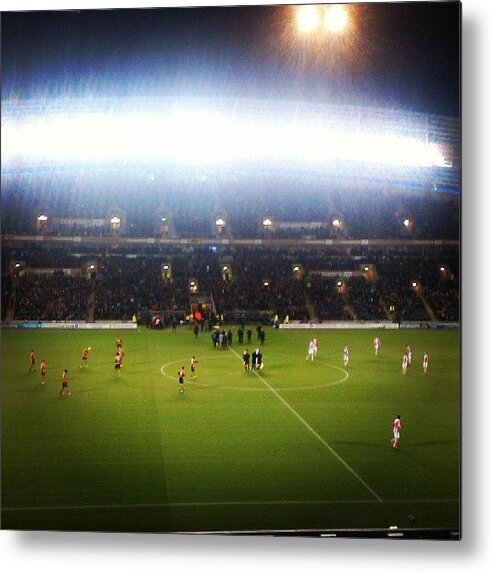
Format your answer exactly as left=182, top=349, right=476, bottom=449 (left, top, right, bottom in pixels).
left=29, top=331, right=429, bottom=446
left=177, top=355, right=198, bottom=392
left=400, top=343, right=429, bottom=375
left=304, top=336, right=429, bottom=376
left=29, top=348, right=81, bottom=396
left=302, top=336, right=431, bottom=449
left=28, top=334, right=128, bottom=396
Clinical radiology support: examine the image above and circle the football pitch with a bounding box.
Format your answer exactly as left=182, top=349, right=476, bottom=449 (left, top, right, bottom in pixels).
left=1, top=326, right=460, bottom=534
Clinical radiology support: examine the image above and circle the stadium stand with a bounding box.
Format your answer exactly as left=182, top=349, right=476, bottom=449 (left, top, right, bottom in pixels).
left=1, top=158, right=459, bottom=326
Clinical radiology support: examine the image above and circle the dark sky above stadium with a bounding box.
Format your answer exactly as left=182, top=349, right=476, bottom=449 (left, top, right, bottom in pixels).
left=1, top=2, right=460, bottom=116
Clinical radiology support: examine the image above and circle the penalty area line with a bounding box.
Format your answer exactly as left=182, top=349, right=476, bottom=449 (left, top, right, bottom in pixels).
left=229, top=347, right=383, bottom=503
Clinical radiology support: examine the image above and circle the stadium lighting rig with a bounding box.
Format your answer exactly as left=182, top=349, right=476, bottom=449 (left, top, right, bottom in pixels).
left=2, top=100, right=449, bottom=172
left=297, top=4, right=349, bottom=34
left=297, top=5, right=320, bottom=33
left=324, top=5, right=349, bottom=32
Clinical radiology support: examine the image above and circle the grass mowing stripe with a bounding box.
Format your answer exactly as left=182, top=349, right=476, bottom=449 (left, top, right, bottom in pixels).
left=146, top=331, right=171, bottom=505
left=1, top=498, right=458, bottom=511
left=229, top=347, right=383, bottom=503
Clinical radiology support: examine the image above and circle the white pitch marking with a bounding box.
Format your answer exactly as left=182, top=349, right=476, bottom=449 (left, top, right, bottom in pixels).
left=1, top=498, right=458, bottom=512
left=160, top=357, right=349, bottom=391
left=229, top=347, right=383, bottom=503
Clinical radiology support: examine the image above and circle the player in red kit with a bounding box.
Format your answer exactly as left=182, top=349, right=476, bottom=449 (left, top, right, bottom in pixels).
left=343, top=346, right=349, bottom=368
left=391, top=415, right=401, bottom=448
left=401, top=352, right=408, bottom=375
left=423, top=352, right=429, bottom=374
left=190, top=356, right=198, bottom=379
left=406, top=344, right=412, bottom=366
left=373, top=336, right=381, bottom=356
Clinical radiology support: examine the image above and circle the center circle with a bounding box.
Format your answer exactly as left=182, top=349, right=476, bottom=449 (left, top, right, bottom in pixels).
left=160, top=355, right=349, bottom=391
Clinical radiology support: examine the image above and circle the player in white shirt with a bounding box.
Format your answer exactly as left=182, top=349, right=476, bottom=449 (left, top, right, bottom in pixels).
left=373, top=336, right=381, bottom=356
left=343, top=346, right=349, bottom=368
left=306, top=339, right=315, bottom=361
left=391, top=415, right=402, bottom=448
left=422, top=352, right=429, bottom=374
left=312, top=338, right=318, bottom=358
left=401, top=352, right=408, bottom=375
left=190, top=355, right=198, bottom=379
left=406, top=344, right=412, bottom=366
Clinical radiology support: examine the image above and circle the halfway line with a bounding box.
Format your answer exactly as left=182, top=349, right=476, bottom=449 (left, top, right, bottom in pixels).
left=229, top=347, right=383, bottom=503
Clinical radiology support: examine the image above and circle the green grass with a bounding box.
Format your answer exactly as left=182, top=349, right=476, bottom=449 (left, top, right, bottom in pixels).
left=1, top=326, right=460, bottom=533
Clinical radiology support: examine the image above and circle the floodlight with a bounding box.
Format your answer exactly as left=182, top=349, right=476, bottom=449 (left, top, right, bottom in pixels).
left=2, top=99, right=450, bottom=170
left=324, top=5, right=348, bottom=32
left=297, top=5, right=320, bottom=33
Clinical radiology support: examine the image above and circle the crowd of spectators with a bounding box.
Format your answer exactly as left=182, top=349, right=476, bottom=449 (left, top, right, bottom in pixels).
left=14, top=273, right=91, bottom=321
left=2, top=246, right=459, bottom=324
left=423, top=284, right=460, bottom=322
left=345, top=277, right=387, bottom=321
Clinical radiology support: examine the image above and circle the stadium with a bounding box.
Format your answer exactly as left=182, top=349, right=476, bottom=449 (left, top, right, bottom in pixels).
left=1, top=4, right=460, bottom=538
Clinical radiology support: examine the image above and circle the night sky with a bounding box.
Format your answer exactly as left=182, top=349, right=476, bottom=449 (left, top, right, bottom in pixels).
left=1, top=2, right=460, bottom=117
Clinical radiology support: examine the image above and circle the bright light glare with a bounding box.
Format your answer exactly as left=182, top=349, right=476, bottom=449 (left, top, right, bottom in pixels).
left=297, top=5, right=320, bottom=33
left=2, top=107, right=449, bottom=170
left=324, top=5, right=348, bottom=32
